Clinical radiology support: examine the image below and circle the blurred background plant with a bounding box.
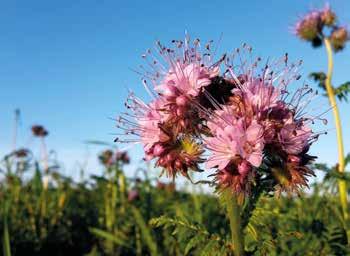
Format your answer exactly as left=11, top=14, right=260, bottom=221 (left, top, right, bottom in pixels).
left=294, top=3, right=350, bottom=239
left=0, top=110, right=350, bottom=255
left=0, top=3, right=349, bottom=255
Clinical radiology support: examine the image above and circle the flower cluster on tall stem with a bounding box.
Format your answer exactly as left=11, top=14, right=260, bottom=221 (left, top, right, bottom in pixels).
left=294, top=4, right=350, bottom=241
left=99, top=149, right=130, bottom=167
left=31, top=125, right=49, bottom=174
left=294, top=4, right=349, bottom=51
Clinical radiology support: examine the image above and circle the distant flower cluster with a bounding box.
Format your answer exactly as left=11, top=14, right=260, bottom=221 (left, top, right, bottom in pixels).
left=117, top=37, right=324, bottom=198
left=31, top=125, right=49, bottom=137
left=99, top=149, right=130, bottom=166
left=14, top=148, right=30, bottom=158
left=294, top=4, right=349, bottom=51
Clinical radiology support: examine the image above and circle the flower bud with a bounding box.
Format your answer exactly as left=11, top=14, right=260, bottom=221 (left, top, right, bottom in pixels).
left=295, top=11, right=322, bottom=42
left=176, top=107, right=185, bottom=117
left=144, top=153, right=154, bottom=161
left=116, top=151, right=130, bottom=164
left=166, top=152, right=176, bottom=162
left=158, top=157, right=167, bottom=166
left=219, top=169, right=233, bottom=184
left=330, top=27, right=348, bottom=52
left=174, top=159, right=183, bottom=170
left=128, top=189, right=139, bottom=202
left=237, top=160, right=251, bottom=177
left=321, top=6, right=336, bottom=26
left=153, top=144, right=165, bottom=156
left=31, top=125, right=49, bottom=137
left=184, top=156, right=192, bottom=165
left=176, top=95, right=188, bottom=106
left=99, top=150, right=114, bottom=166
left=288, top=155, right=300, bottom=165
left=14, top=148, right=29, bottom=158
left=162, top=84, right=179, bottom=99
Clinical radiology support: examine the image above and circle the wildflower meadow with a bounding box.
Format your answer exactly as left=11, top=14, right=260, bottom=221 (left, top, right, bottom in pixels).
left=1, top=2, right=350, bottom=255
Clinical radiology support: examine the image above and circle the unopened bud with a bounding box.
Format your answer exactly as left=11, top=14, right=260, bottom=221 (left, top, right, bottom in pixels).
left=176, top=95, right=188, bottom=106
left=163, top=84, right=178, bottom=99
left=330, top=27, right=348, bottom=52
left=153, top=144, right=165, bottom=156
left=321, top=5, right=336, bottom=26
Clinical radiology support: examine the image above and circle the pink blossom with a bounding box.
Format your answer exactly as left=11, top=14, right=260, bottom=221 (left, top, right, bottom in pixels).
left=279, top=123, right=312, bottom=155
left=156, top=63, right=219, bottom=97
left=294, top=11, right=322, bottom=41
left=205, top=119, right=265, bottom=170
left=206, top=105, right=238, bottom=132
left=238, top=160, right=252, bottom=177
left=116, top=38, right=322, bottom=196
left=138, top=99, right=168, bottom=151
left=233, top=78, right=280, bottom=116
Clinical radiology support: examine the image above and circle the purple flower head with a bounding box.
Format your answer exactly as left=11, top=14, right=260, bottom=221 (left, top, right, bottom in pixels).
left=294, top=11, right=322, bottom=42
left=116, top=38, right=324, bottom=198
left=294, top=4, right=348, bottom=51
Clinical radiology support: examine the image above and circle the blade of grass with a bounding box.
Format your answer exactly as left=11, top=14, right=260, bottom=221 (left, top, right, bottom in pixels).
left=131, top=206, right=158, bottom=256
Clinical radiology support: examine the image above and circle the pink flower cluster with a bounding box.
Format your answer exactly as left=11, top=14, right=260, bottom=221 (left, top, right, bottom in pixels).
left=117, top=38, right=323, bottom=197
left=204, top=64, right=319, bottom=194
left=294, top=4, right=349, bottom=51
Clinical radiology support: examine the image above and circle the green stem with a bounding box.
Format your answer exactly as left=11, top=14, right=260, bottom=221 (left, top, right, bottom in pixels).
left=3, top=200, right=12, bottom=256
left=324, top=37, right=349, bottom=238
left=241, top=187, right=264, bottom=229
left=224, top=191, right=244, bottom=256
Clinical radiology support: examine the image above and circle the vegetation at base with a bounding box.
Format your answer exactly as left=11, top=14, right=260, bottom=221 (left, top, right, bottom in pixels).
left=0, top=145, right=349, bottom=255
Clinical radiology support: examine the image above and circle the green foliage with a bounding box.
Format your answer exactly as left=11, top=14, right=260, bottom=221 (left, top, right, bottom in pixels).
left=335, top=82, right=350, bottom=102
left=131, top=206, right=158, bottom=256
left=2, top=202, right=11, bottom=256
left=309, top=72, right=350, bottom=102
left=150, top=216, right=229, bottom=255
left=90, top=227, right=132, bottom=250
left=244, top=191, right=348, bottom=255
left=1, top=146, right=350, bottom=255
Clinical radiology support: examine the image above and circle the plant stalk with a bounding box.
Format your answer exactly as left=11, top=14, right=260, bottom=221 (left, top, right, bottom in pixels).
left=323, top=37, right=348, bottom=232
left=12, top=109, right=20, bottom=152
left=224, top=191, right=244, bottom=256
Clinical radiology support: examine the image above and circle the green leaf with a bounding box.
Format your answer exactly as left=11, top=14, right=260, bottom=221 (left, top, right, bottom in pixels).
left=89, top=227, right=132, bottom=250
left=131, top=206, right=158, bottom=256
left=84, top=246, right=100, bottom=256
left=334, top=82, right=350, bottom=102
left=309, top=72, right=350, bottom=101
left=184, top=235, right=204, bottom=255
left=309, top=72, right=327, bottom=92
left=246, top=223, right=258, bottom=241
left=345, top=153, right=350, bottom=167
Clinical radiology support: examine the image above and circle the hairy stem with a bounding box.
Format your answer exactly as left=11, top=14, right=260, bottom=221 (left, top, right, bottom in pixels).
left=224, top=191, right=244, bottom=256
left=324, top=38, right=348, bottom=233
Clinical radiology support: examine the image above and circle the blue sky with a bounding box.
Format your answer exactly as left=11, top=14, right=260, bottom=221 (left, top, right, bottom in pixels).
left=1, top=0, right=349, bottom=179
